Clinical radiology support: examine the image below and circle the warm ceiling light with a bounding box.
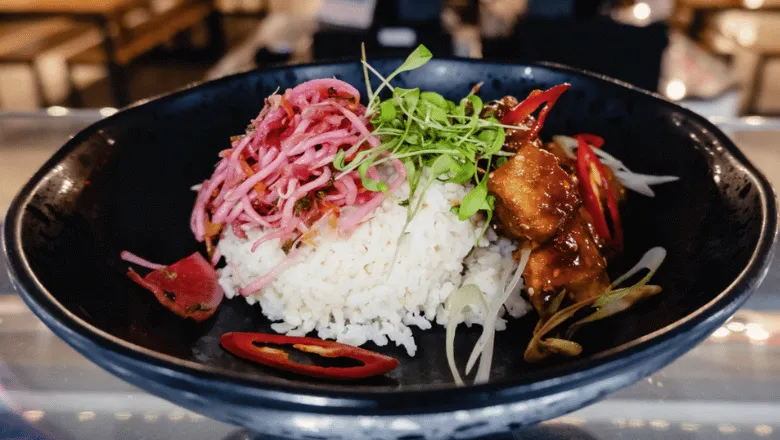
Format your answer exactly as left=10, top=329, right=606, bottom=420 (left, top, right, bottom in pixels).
left=711, top=327, right=730, bottom=338
left=665, top=80, right=687, bottom=101
left=22, top=410, right=44, bottom=422
left=99, top=107, right=118, bottom=117
left=746, top=327, right=770, bottom=341
left=650, top=420, right=670, bottom=430
left=737, top=24, right=757, bottom=46
left=46, top=106, right=69, bottom=117
left=633, top=2, right=651, bottom=20
left=77, top=411, right=96, bottom=421
left=114, top=412, right=132, bottom=420
left=744, top=0, right=764, bottom=9
left=727, top=321, right=746, bottom=332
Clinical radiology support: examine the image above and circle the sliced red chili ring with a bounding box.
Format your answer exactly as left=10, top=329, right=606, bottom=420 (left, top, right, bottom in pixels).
left=500, top=84, right=571, bottom=138
left=220, top=333, right=399, bottom=380
left=574, top=133, right=604, bottom=149
left=575, top=136, right=623, bottom=252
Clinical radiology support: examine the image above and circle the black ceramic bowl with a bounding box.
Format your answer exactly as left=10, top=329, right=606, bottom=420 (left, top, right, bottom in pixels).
left=3, top=59, right=778, bottom=440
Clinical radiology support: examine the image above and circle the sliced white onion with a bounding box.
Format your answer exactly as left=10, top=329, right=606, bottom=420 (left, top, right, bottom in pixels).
left=552, top=135, right=578, bottom=158
left=592, top=148, right=630, bottom=172
left=614, top=175, right=656, bottom=197
left=614, top=171, right=679, bottom=185
left=614, top=171, right=680, bottom=197
left=552, top=134, right=678, bottom=198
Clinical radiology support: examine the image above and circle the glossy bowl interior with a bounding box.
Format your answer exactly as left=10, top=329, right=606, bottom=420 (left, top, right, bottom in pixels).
left=3, top=59, right=777, bottom=430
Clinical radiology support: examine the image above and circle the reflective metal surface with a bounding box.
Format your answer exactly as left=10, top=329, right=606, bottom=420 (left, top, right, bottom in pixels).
left=1, top=111, right=779, bottom=440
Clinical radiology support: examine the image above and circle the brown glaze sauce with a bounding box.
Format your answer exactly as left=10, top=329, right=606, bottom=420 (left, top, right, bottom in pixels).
left=485, top=96, right=621, bottom=314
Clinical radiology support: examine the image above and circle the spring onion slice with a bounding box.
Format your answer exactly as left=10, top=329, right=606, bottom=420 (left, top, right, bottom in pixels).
left=473, top=330, right=495, bottom=384
left=524, top=246, right=666, bottom=362
left=567, top=285, right=663, bottom=339
left=606, top=247, right=666, bottom=292
left=465, top=246, right=532, bottom=378
left=445, top=284, right=488, bottom=386
left=524, top=300, right=592, bottom=362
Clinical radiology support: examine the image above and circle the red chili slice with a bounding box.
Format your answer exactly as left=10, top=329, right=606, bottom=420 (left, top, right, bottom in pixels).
left=320, top=87, right=358, bottom=104
left=575, top=136, right=623, bottom=252
left=126, top=252, right=224, bottom=322
left=574, top=133, right=604, bottom=149
left=220, top=333, right=399, bottom=380
left=501, top=83, right=571, bottom=138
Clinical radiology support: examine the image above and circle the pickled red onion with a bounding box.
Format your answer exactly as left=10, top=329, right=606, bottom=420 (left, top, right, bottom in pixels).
left=191, top=78, right=404, bottom=294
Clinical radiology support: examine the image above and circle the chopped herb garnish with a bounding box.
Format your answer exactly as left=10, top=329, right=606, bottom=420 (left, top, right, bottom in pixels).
left=342, top=44, right=518, bottom=243
left=184, top=303, right=212, bottom=314
left=281, top=239, right=295, bottom=254
left=293, top=196, right=311, bottom=216
left=160, top=269, right=178, bottom=280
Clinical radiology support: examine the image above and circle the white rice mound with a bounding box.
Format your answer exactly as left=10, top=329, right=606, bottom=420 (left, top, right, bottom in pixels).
left=217, top=173, right=531, bottom=356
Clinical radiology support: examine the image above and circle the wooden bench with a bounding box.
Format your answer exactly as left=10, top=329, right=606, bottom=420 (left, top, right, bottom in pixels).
left=0, top=18, right=95, bottom=106
left=67, top=2, right=212, bottom=66
left=64, top=1, right=216, bottom=106
left=697, top=12, right=780, bottom=114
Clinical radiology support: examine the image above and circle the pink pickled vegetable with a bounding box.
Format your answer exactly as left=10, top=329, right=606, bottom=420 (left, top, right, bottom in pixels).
left=190, top=78, right=405, bottom=295
left=125, top=252, right=223, bottom=322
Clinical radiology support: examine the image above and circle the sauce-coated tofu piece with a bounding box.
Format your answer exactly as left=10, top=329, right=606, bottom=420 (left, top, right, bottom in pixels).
left=488, top=144, right=580, bottom=243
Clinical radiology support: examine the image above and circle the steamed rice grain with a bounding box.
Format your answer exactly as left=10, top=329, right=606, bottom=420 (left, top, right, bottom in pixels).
left=217, top=173, right=529, bottom=356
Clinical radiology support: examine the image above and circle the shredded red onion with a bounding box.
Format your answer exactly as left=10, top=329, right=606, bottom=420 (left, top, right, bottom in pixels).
left=120, top=251, right=165, bottom=270
left=191, top=77, right=406, bottom=292
left=210, top=247, right=223, bottom=266
left=339, top=158, right=406, bottom=235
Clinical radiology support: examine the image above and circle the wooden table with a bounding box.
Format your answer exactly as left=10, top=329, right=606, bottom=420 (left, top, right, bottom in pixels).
left=0, top=0, right=222, bottom=107
left=677, top=0, right=780, bottom=7
left=675, top=0, right=780, bottom=114
left=0, top=0, right=142, bottom=15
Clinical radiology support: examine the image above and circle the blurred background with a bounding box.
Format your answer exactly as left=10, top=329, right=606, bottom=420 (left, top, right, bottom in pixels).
left=0, top=0, right=777, bottom=117
left=3, top=2, right=780, bottom=440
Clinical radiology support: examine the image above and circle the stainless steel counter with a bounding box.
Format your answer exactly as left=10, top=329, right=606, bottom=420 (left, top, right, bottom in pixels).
left=1, top=111, right=779, bottom=440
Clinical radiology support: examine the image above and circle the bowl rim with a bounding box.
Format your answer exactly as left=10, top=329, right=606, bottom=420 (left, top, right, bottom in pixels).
left=3, top=57, right=778, bottom=414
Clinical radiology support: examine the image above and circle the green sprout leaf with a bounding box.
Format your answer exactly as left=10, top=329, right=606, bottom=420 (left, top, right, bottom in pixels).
left=358, top=161, right=388, bottom=193
left=379, top=100, right=397, bottom=122
left=359, top=43, right=520, bottom=245
left=421, top=91, right=448, bottom=109
left=394, top=44, right=433, bottom=74
left=457, top=182, right=488, bottom=221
